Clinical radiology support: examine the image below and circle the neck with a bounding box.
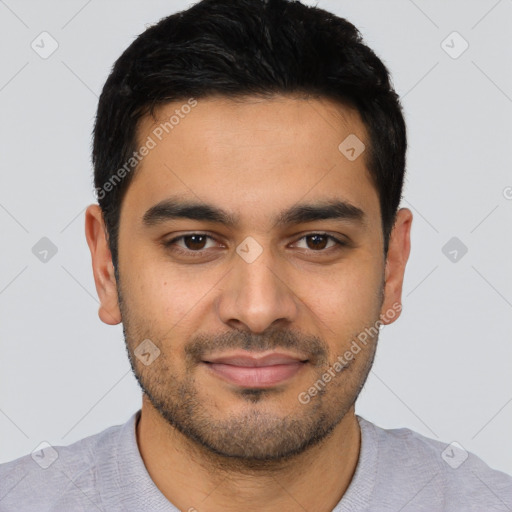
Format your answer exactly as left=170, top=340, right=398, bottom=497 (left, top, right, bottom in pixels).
left=136, top=396, right=361, bottom=512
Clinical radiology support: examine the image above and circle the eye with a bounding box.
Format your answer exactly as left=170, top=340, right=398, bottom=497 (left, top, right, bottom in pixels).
left=164, top=233, right=218, bottom=257
left=293, top=233, right=346, bottom=252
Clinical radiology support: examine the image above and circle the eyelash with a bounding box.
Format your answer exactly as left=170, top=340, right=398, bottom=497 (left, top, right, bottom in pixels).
left=163, top=232, right=348, bottom=258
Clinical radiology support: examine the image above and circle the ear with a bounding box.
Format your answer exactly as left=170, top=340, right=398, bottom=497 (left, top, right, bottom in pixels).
left=84, top=204, right=122, bottom=325
left=380, top=207, right=413, bottom=325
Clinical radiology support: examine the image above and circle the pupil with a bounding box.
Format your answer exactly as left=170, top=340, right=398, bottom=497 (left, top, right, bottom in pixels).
left=309, top=235, right=326, bottom=250
left=186, top=235, right=206, bottom=250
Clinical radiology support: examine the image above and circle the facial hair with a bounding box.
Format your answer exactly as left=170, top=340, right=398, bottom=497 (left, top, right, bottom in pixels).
left=117, top=274, right=382, bottom=472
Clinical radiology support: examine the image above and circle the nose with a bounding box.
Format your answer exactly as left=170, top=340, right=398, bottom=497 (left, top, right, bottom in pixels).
left=215, top=242, right=299, bottom=333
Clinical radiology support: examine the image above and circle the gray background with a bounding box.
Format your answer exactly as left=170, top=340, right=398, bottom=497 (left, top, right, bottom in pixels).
left=1, top=0, right=511, bottom=474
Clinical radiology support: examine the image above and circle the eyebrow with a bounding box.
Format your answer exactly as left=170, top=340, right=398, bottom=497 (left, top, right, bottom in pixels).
left=142, top=196, right=366, bottom=229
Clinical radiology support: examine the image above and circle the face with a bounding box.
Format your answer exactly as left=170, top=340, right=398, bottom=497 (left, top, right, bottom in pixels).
left=86, top=95, right=411, bottom=465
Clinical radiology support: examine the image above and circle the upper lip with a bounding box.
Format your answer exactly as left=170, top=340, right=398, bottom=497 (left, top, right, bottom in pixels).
left=202, top=351, right=308, bottom=367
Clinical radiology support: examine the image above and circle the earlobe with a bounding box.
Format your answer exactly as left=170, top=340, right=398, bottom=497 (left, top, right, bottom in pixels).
left=85, top=204, right=122, bottom=325
left=380, top=207, right=413, bottom=325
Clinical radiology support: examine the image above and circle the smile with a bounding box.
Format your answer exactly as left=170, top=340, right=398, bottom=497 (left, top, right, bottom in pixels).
left=202, top=361, right=308, bottom=388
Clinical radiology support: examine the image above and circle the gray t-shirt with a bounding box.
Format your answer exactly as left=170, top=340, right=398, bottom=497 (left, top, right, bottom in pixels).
left=1, top=410, right=511, bottom=511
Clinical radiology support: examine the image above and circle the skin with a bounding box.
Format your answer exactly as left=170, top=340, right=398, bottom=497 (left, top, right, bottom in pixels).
left=85, top=95, right=412, bottom=512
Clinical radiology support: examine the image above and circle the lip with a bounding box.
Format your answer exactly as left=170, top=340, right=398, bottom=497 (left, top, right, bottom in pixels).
left=202, top=351, right=309, bottom=388
left=202, top=351, right=309, bottom=367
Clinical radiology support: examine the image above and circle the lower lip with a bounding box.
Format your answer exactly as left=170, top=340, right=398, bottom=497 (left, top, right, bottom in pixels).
left=203, top=362, right=306, bottom=388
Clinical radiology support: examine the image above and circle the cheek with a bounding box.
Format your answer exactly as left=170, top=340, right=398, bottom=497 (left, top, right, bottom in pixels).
left=305, top=256, right=383, bottom=325
left=132, top=265, right=218, bottom=336
left=146, top=275, right=197, bottom=321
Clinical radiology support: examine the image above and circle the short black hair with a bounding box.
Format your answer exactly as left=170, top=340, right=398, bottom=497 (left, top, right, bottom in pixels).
left=92, top=0, right=406, bottom=270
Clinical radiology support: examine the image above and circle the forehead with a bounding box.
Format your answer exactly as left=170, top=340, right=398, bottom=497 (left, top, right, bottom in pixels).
left=121, top=95, right=379, bottom=229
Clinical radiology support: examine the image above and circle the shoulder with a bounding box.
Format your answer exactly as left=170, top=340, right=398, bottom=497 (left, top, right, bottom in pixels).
left=358, top=416, right=512, bottom=511
left=0, top=419, right=128, bottom=512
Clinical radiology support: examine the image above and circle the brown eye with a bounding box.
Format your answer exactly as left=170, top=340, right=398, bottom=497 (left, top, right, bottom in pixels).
left=163, top=233, right=218, bottom=257
left=305, top=234, right=329, bottom=250
left=294, top=233, right=345, bottom=252
left=181, top=234, right=208, bottom=251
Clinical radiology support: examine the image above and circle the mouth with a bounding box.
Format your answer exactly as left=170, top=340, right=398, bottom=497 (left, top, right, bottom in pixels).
left=201, top=351, right=309, bottom=388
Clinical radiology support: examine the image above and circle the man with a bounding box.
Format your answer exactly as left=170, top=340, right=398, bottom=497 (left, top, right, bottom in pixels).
left=1, top=0, right=510, bottom=510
